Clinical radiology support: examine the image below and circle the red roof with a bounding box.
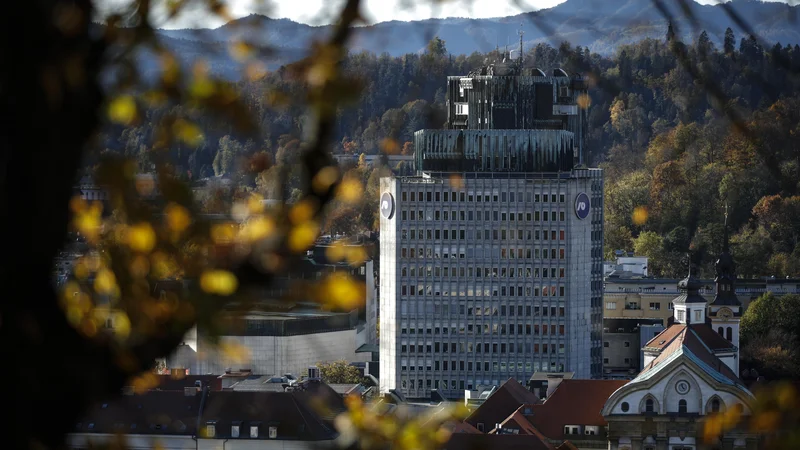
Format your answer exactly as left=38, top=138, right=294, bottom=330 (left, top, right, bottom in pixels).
left=524, top=380, right=627, bottom=440
left=640, top=325, right=740, bottom=384
left=450, top=421, right=481, bottom=434
left=689, top=324, right=737, bottom=351
left=489, top=410, right=541, bottom=436
left=465, top=379, right=541, bottom=429
left=645, top=324, right=736, bottom=352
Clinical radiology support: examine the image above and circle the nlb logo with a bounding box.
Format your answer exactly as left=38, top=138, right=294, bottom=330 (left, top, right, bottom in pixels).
left=380, top=192, right=395, bottom=219
left=575, top=192, right=590, bottom=220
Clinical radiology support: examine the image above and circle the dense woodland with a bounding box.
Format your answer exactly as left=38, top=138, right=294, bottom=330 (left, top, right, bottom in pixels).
left=95, top=29, right=800, bottom=279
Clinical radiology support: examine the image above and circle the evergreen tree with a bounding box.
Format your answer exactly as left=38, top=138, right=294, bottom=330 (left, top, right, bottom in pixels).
left=697, top=30, right=711, bottom=58
left=724, top=27, right=736, bottom=55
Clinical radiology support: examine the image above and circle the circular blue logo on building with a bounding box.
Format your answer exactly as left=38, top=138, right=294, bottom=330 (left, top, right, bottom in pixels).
left=575, top=193, right=590, bottom=220
left=380, top=192, right=395, bottom=219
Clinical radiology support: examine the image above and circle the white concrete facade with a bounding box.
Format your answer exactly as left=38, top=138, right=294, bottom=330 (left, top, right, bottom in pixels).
left=169, top=330, right=370, bottom=377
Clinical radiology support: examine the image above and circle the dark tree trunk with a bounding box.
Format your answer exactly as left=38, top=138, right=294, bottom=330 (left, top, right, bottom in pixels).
left=0, top=2, right=177, bottom=448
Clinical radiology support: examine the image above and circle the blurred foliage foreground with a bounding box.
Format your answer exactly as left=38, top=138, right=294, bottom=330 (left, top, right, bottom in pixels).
left=4, top=0, right=800, bottom=449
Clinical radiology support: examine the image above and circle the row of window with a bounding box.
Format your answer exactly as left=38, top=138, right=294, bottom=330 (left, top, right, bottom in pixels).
left=400, top=284, right=566, bottom=297
left=401, top=191, right=567, bottom=204
left=399, top=322, right=567, bottom=337
left=402, top=266, right=566, bottom=279
left=605, top=302, right=667, bottom=311
left=401, top=356, right=564, bottom=374
left=401, top=228, right=566, bottom=241
left=401, top=340, right=566, bottom=355
left=401, top=209, right=566, bottom=222
left=401, top=305, right=566, bottom=318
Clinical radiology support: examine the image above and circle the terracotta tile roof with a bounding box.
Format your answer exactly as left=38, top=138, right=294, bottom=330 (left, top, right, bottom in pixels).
left=524, top=380, right=627, bottom=440
left=444, top=433, right=555, bottom=450
left=489, top=410, right=540, bottom=436
left=689, top=324, right=737, bottom=351
left=639, top=325, right=740, bottom=385
left=465, top=378, right=541, bottom=429
left=644, top=324, right=687, bottom=350
left=450, top=421, right=482, bottom=434
left=645, top=323, right=736, bottom=353
left=557, top=440, right=580, bottom=450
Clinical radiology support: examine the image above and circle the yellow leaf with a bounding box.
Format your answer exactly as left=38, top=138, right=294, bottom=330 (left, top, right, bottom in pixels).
left=129, top=254, right=151, bottom=278
left=128, top=222, right=157, bottom=253
left=325, top=242, right=347, bottom=262
left=108, top=95, right=137, bottom=125
left=577, top=93, right=592, bottom=110
left=165, top=203, right=191, bottom=233
left=70, top=195, right=86, bottom=214
left=242, top=216, right=275, bottom=242
left=200, top=270, right=238, bottom=296
left=245, top=62, right=267, bottom=81
left=381, top=138, right=400, bottom=155
left=211, top=223, right=237, bottom=244
left=111, top=310, right=132, bottom=340
left=247, top=194, right=265, bottom=215
left=750, top=410, right=780, bottom=432
left=312, top=166, right=340, bottom=195
left=323, top=273, right=365, bottom=310
left=74, top=203, right=103, bottom=243
left=190, top=77, right=215, bottom=99
left=289, top=200, right=316, bottom=224
left=94, top=268, right=118, bottom=295
left=632, top=206, right=649, bottom=226
left=289, top=221, right=319, bottom=252
left=173, top=119, right=204, bottom=147
left=449, top=174, right=464, bottom=190
left=229, top=40, right=254, bottom=62
left=219, top=340, right=250, bottom=364
left=346, top=246, right=368, bottom=266
left=337, top=178, right=363, bottom=204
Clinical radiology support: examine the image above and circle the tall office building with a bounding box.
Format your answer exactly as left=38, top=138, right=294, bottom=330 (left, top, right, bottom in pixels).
left=379, top=51, right=604, bottom=399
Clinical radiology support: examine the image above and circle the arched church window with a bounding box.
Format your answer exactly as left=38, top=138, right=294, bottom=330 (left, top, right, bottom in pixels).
left=718, top=327, right=724, bottom=336
left=621, top=402, right=629, bottom=412
left=678, top=399, right=687, bottom=414
left=711, top=398, right=720, bottom=413
left=645, top=398, right=654, bottom=413
left=726, top=327, right=732, bottom=342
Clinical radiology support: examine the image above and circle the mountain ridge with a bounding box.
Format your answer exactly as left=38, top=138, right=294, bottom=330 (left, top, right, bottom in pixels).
left=151, top=0, right=800, bottom=78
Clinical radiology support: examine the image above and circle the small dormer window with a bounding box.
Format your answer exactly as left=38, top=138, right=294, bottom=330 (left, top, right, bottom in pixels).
left=250, top=424, right=260, bottom=438
left=232, top=422, right=240, bottom=438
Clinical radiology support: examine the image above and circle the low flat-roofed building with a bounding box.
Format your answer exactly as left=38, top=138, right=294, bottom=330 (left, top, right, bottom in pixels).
left=68, top=380, right=344, bottom=449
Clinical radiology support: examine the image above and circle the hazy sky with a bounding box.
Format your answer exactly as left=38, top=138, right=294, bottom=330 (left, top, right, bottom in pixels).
left=100, top=0, right=793, bottom=29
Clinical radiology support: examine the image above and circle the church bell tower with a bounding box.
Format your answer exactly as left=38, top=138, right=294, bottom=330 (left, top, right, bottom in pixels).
left=708, top=205, right=742, bottom=350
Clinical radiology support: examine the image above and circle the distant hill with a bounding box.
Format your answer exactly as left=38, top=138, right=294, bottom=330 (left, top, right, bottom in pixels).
left=152, top=0, right=800, bottom=78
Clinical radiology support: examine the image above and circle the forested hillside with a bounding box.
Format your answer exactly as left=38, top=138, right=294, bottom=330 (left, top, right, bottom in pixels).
left=96, top=29, right=800, bottom=279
